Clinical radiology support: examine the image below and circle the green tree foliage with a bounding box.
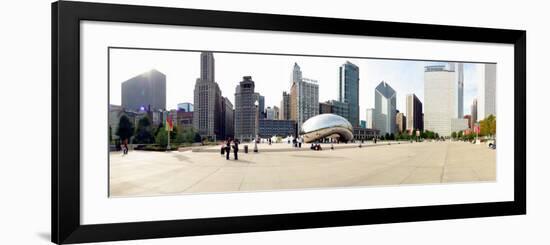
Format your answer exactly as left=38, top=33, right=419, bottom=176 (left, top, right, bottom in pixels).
left=479, top=115, right=496, bottom=137
left=134, top=116, right=155, bottom=144
left=116, top=115, right=134, bottom=142
left=155, top=126, right=168, bottom=147
left=451, top=131, right=457, bottom=139
left=176, top=127, right=198, bottom=144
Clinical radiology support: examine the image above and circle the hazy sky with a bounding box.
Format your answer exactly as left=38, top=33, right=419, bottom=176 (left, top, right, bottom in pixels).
left=109, top=48, right=482, bottom=120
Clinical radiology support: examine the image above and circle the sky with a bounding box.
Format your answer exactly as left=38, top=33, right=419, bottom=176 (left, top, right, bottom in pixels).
left=109, top=48, right=483, bottom=120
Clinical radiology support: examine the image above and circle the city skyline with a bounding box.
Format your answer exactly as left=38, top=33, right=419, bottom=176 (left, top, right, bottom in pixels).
left=109, top=48, right=485, bottom=121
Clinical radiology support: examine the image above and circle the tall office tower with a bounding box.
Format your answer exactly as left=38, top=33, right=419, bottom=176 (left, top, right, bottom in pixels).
left=339, top=61, right=360, bottom=126
left=449, top=63, right=464, bottom=118
left=280, top=91, right=291, bottom=120
left=396, top=112, right=407, bottom=133
left=406, top=93, right=424, bottom=133
left=121, top=69, right=166, bottom=111
left=478, top=63, right=497, bottom=120
left=471, top=98, right=478, bottom=124
left=328, top=100, right=350, bottom=120
left=273, top=106, right=280, bottom=120
left=221, top=97, right=234, bottom=139
left=289, top=63, right=319, bottom=131
left=193, top=52, right=223, bottom=140
left=319, top=102, right=333, bottom=114
left=265, top=106, right=276, bottom=120
left=424, top=64, right=467, bottom=137
left=366, top=108, right=375, bottom=129
left=234, top=76, right=260, bottom=141
left=463, top=115, right=473, bottom=129
left=177, top=102, right=194, bottom=112
left=374, top=81, right=397, bottom=135
left=258, top=95, right=266, bottom=119
left=200, top=52, right=215, bottom=82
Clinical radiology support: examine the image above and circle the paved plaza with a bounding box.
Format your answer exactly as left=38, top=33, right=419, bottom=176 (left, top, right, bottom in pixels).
left=109, top=141, right=496, bottom=197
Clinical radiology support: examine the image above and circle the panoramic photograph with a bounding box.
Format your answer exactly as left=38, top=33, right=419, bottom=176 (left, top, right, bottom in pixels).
left=108, top=48, right=497, bottom=197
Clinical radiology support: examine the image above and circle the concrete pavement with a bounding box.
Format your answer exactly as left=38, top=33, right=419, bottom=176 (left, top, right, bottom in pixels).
left=109, top=141, right=496, bottom=197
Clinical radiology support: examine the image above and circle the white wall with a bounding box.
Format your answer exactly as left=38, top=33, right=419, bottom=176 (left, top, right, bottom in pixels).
left=0, top=0, right=547, bottom=244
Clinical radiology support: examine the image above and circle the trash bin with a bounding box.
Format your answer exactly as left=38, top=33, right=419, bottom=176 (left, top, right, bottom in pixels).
left=244, top=145, right=248, bottom=153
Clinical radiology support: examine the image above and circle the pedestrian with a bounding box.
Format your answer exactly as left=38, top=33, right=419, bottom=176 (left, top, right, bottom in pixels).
left=221, top=140, right=226, bottom=156
left=298, top=137, right=302, bottom=148
left=293, top=137, right=297, bottom=148
left=225, top=139, right=231, bottom=160
left=122, top=139, right=129, bottom=155
left=232, top=139, right=239, bottom=160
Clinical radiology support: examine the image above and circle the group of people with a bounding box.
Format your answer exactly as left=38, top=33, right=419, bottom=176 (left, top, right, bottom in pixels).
left=310, top=143, right=323, bottom=151
left=221, top=138, right=240, bottom=160
left=290, top=136, right=303, bottom=148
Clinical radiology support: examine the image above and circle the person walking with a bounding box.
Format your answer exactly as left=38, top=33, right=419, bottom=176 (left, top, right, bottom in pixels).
left=225, top=139, right=231, bottom=160
left=122, top=139, right=129, bottom=155
left=298, top=137, right=302, bottom=148
left=232, top=139, right=239, bottom=160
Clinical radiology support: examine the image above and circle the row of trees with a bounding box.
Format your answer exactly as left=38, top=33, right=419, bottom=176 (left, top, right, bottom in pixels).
left=378, top=130, right=440, bottom=141
left=114, top=115, right=201, bottom=147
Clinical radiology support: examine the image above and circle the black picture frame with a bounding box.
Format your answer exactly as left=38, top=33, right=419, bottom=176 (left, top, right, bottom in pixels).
left=52, top=1, right=526, bottom=244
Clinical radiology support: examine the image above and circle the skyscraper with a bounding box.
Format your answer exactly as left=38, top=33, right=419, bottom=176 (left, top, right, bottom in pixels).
left=221, top=97, right=234, bottom=139
left=406, top=93, right=424, bottom=133
left=234, top=76, right=259, bottom=141
left=374, top=81, right=397, bottom=135
left=424, top=64, right=466, bottom=137
left=366, top=108, right=375, bottom=129
left=193, top=52, right=223, bottom=140
left=177, top=102, right=193, bottom=112
left=121, top=69, right=166, bottom=111
left=396, top=112, right=406, bottom=133
left=339, top=61, right=360, bottom=126
left=258, top=95, right=266, bottom=119
left=279, top=91, right=291, bottom=120
left=449, top=63, right=464, bottom=118
left=288, top=63, right=319, bottom=131
left=478, top=63, right=497, bottom=120
left=200, top=52, right=215, bottom=82
left=471, top=98, right=478, bottom=124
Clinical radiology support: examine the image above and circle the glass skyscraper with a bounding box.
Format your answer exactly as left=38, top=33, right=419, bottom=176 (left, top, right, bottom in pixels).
left=339, top=61, right=360, bottom=127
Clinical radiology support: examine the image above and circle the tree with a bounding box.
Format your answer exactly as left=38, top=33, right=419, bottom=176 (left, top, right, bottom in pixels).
left=451, top=131, right=457, bottom=139
left=155, top=126, right=169, bottom=147
left=480, top=114, right=496, bottom=137
left=134, top=116, right=155, bottom=144
left=116, top=115, right=134, bottom=142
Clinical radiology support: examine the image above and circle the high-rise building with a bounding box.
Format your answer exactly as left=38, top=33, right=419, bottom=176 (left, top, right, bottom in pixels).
left=258, top=95, right=266, bottom=119
left=478, top=63, right=497, bottom=120
left=396, top=112, right=406, bottom=133
left=366, top=108, right=375, bottom=129
left=449, top=63, right=464, bottom=118
left=234, top=76, right=259, bottom=141
left=471, top=98, right=478, bottom=124
left=121, top=69, right=166, bottom=111
left=288, top=63, right=319, bottom=131
left=221, top=97, right=234, bottom=139
left=464, top=115, right=473, bottom=129
left=266, top=106, right=276, bottom=120
left=339, top=61, right=360, bottom=126
left=360, top=120, right=366, bottom=129
left=177, top=102, right=193, bottom=112
left=318, top=100, right=349, bottom=120
left=200, top=52, right=215, bottom=82
left=424, top=64, right=463, bottom=137
left=193, top=52, right=223, bottom=140
left=319, top=102, right=332, bottom=114
left=279, top=91, right=291, bottom=120
left=406, top=93, right=424, bottom=133
left=374, top=81, right=397, bottom=135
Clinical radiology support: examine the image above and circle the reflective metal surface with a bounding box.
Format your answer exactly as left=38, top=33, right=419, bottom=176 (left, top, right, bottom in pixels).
left=300, top=114, right=354, bottom=143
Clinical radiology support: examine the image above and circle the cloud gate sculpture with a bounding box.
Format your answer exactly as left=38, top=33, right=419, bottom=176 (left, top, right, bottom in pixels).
left=300, top=114, right=354, bottom=143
